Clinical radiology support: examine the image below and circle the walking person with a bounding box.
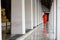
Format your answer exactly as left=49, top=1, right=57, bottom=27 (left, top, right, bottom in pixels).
left=42, top=13, right=47, bottom=40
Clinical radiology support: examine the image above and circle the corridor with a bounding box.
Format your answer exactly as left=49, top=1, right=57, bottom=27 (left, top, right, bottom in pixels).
left=1, top=0, right=57, bottom=40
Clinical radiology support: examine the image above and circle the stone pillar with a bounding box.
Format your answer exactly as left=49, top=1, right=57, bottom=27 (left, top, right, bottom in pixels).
left=11, top=0, right=25, bottom=34
left=25, top=0, right=33, bottom=29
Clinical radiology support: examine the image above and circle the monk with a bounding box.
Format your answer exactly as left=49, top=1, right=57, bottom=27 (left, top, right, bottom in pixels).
left=42, top=13, right=47, bottom=27
left=42, top=13, right=47, bottom=40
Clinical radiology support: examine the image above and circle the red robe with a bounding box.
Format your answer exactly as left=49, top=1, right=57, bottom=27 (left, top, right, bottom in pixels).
left=42, top=14, right=47, bottom=24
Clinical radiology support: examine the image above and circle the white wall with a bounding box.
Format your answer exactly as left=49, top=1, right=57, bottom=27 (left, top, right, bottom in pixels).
left=49, top=0, right=57, bottom=39
left=51, top=0, right=60, bottom=40
left=57, top=0, right=60, bottom=40
left=49, top=2, right=54, bottom=39
left=11, top=0, right=25, bottom=34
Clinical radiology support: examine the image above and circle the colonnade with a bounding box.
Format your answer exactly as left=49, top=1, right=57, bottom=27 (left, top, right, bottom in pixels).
left=11, top=0, right=43, bottom=34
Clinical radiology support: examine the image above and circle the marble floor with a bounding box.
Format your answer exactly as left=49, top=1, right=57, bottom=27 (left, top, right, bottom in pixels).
left=18, top=24, right=54, bottom=40
left=6, top=23, right=54, bottom=40
left=24, top=24, right=53, bottom=40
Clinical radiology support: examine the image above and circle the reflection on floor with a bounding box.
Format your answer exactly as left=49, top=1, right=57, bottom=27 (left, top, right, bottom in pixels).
left=24, top=24, right=49, bottom=40
left=16, top=23, right=52, bottom=40
left=6, top=23, right=54, bottom=40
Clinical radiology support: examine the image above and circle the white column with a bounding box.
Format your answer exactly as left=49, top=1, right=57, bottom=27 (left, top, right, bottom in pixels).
left=11, top=0, right=25, bottom=34
left=22, top=0, right=25, bottom=34
left=0, top=0, right=2, bottom=39
left=35, top=0, right=38, bottom=26
left=37, top=0, right=40, bottom=25
left=25, top=0, right=33, bottom=29
left=33, top=0, right=35, bottom=27
left=36, top=0, right=38, bottom=25
left=57, top=0, right=60, bottom=40
left=31, top=0, right=33, bottom=29
left=53, top=0, right=57, bottom=39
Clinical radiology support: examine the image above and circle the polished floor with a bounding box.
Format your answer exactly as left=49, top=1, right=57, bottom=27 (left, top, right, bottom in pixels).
left=16, top=23, right=54, bottom=40
left=6, top=23, right=54, bottom=40
left=24, top=24, right=50, bottom=40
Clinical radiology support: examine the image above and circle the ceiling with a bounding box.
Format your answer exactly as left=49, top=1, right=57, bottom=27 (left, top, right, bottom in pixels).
left=40, top=0, right=53, bottom=10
